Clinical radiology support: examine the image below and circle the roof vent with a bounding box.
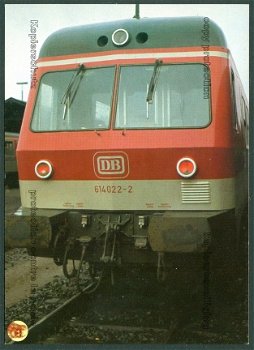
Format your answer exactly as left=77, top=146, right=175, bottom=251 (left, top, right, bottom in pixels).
left=97, top=35, right=108, bottom=47
left=136, top=32, right=148, bottom=44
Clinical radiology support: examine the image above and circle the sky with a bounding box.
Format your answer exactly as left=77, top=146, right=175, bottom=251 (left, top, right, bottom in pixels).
left=5, top=3, right=249, bottom=101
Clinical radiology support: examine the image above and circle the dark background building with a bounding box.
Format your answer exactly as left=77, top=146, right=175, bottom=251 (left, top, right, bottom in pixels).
left=5, top=97, right=26, bottom=132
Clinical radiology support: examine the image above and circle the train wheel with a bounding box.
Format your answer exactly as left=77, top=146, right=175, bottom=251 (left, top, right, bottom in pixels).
left=77, top=261, right=104, bottom=293
left=62, top=241, right=78, bottom=278
left=237, top=214, right=248, bottom=270
left=53, top=231, right=67, bottom=266
left=76, top=245, right=104, bottom=293
left=237, top=205, right=248, bottom=265
left=209, top=212, right=238, bottom=271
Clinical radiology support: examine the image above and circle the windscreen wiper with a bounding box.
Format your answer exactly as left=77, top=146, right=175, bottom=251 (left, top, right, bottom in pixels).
left=61, top=64, right=85, bottom=119
left=146, top=59, right=162, bottom=104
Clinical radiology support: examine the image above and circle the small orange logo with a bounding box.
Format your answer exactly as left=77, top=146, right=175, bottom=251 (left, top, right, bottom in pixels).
left=7, top=320, right=28, bottom=341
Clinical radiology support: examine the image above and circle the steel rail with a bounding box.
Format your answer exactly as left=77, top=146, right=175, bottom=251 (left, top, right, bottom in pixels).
left=6, top=291, right=83, bottom=344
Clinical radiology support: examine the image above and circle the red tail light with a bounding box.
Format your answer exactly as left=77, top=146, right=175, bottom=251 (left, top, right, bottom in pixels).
left=35, top=160, right=53, bottom=179
left=176, top=157, right=197, bottom=178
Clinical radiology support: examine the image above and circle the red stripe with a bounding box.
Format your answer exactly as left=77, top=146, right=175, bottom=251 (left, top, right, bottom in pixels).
left=37, top=46, right=229, bottom=64
left=17, top=149, right=235, bottom=180
left=17, top=130, right=235, bottom=180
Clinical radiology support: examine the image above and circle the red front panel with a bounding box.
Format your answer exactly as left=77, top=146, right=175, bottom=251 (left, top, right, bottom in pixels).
left=17, top=133, right=234, bottom=181
left=17, top=47, right=235, bottom=183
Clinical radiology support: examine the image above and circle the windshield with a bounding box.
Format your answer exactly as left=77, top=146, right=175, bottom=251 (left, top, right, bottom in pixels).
left=31, top=67, right=115, bottom=131
left=115, top=64, right=210, bottom=129
left=31, top=64, right=210, bottom=132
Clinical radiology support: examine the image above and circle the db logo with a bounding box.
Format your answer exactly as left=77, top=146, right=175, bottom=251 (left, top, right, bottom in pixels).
left=94, top=152, right=129, bottom=178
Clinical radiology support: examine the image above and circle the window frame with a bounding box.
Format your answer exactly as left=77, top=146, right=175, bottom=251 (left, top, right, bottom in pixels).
left=30, top=65, right=116, bottom=133
left=113, top=62, right=212, bottom=130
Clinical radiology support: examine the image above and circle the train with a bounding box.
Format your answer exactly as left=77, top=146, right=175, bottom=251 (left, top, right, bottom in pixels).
left=6, top=15, right=248, bottom=292
left=5, top=132, right=19, bottom=188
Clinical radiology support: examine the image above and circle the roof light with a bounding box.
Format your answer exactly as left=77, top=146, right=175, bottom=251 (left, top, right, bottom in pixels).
left=112, top=29, right=129, bottom=46
left=176, top=157, right=197, bottom=178
left=35, top=160, right=53, bottom=179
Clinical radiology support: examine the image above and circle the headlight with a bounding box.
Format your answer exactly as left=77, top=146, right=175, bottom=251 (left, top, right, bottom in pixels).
left=176, top=157, right=197, bottom=178
left=35, top=160, right=53, bottom=179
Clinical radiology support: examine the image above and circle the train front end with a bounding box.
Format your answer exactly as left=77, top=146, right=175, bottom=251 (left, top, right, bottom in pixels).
left=6, top=17, right=247, bottom=283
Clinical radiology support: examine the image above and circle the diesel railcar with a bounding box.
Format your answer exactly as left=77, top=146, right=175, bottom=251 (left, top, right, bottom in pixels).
left=6, top=16, right=248, bottom=290
left=5, top=132, right=19, bottom=188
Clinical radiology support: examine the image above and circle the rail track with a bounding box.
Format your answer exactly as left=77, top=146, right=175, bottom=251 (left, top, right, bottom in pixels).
left=6, top=269, right=180, bottom=344
left=5, top=257, right=248, bottom=344
left=6, top=291, right=84, bottom=344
